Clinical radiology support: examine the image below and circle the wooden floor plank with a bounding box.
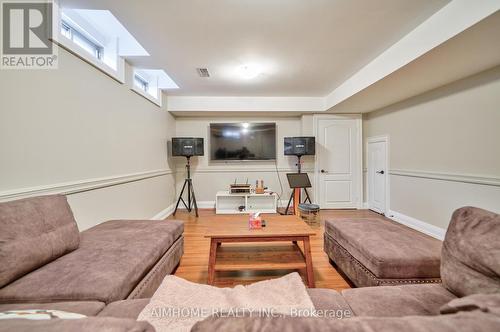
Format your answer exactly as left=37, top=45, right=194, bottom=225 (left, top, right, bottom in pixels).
left=168, top=208, right=387, bottom=290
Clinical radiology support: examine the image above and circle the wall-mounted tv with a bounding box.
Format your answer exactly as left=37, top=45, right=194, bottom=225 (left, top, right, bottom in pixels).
left=210, top=123, right=276, bottom=161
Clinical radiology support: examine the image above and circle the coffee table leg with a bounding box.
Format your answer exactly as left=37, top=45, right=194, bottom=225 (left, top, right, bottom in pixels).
left=303, top=237, right=315, bottom=288
left=208, top=239, right=218, bottom=285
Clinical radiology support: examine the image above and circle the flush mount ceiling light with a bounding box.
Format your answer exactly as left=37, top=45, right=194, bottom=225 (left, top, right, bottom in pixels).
left=237, top=64, right=261, bottom=79
left=221, top=59, right=276, bottom=82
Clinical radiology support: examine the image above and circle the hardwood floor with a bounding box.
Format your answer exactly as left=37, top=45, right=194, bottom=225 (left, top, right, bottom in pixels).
left=168, top=209, right=386, bottom=290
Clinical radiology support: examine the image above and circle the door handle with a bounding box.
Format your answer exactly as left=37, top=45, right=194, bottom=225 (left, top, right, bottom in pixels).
left=376, top=170, right=385, bottom=175
left=321, top=169, right=328, bottom=173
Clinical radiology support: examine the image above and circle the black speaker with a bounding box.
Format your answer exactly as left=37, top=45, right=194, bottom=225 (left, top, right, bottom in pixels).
left=172, top=137, right=204, bottom=157
left=284, top=137, right=315, bottom=156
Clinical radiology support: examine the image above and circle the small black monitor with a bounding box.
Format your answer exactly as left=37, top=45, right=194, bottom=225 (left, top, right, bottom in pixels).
left=284, top=137, right=315, bottom=156
left=172, top=137, right=204, bottom=157
left=286, top=173, right=312, bottom=189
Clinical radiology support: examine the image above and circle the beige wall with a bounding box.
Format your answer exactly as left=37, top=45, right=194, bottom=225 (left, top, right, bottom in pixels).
left=173, top=116, right=314, bottom=205
left=363, top=65, right=500, bottom=229
left=4, top=44, right=497, bottom=233
left=301, top=114, right=314, bottom=135
left=0, top=46, right=176, bottom=230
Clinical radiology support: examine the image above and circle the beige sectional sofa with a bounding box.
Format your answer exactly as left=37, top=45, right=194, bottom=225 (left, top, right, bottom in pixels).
left=1, top=197, right=499, bottom=331
left=191, top=206, right=500, bottom=331
left=0, top=195, right=184, bottom=305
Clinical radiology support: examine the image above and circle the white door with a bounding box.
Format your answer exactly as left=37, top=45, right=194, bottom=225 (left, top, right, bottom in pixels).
left=317, top=118, right=360, bottom=209
left=367, top=138, right=388, bottom=214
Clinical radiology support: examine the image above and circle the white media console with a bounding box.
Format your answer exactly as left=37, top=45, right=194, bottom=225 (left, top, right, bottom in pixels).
left=215, top=191, right=278, bottom=214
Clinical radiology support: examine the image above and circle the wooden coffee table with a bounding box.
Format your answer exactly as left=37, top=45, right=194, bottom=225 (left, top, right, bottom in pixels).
left=204, top=215, right=316, bottom=287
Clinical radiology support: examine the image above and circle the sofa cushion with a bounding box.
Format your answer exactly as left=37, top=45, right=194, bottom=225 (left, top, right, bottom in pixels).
left=307, top=288, right=353, bottom=314
left=440, top=293, right=500, bottom=316
left=99, top=299, right=150, bottom=319
left=341, top=284, right=456, bottom=317
left=0, top=317, right=155, bottom=332
left=0, top=301, right=105, bottom=316
left=191, top=311, right=500, bottom=332
left=0, top=195, right=80, bottom=288
left=126, top=235, right=184, bottom=300
left=97, top=289, right=352, bottom=320
left=325, top=218, right=441, bottom=279
left=441, top=207, right=500, bottom=297
left=0, top=219, right=183, bottom=304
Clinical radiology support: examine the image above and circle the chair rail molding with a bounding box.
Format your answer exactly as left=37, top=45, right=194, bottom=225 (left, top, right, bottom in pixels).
left=389, top=169, right=500, bottom=187
left=0, top=169, right=173, bottom=202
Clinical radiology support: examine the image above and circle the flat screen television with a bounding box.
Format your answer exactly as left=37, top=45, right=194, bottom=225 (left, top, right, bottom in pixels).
left=210, top=123, right=276, bottom=161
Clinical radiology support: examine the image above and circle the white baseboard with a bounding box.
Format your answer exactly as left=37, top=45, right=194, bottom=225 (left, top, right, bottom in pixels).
left=387, top=209, right=446, bottom=240
left=362, top=202, right=369, bottom=209
left=173, top=200, right=289, bottom=212
left=151, top=204, right=175, bottom=220
left=198, top=201, right=216, bottom=209
left=175, top=200, right=215, bottom=209
left=151, top=200, right=215, bottom=220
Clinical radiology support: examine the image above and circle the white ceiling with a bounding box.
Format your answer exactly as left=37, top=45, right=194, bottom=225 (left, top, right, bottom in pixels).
left=330, top=10, right=500, bottom=113
left=61, top=0, right=450, bottom=97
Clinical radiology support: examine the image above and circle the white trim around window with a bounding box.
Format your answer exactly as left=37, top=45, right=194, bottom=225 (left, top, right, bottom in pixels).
left=56, top=35, right=126, bottom=83
left=131, top=85, right=163, bottom=107
left=53, top=5, right=126, bottom=83
left=131, top=70, right=163, bottom=106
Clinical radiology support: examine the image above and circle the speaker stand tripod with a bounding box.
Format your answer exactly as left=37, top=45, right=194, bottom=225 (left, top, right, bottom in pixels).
left=173, top=156, right=199, bottom=217
left=283, top=155, right=312, bottom=215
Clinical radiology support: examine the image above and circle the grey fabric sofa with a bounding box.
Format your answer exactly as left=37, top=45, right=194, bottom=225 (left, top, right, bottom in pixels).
left=2, top=205, right=499, bottom=331
left=0, top=195, right=184, bottom=305
left=190, top=206, right=500, bottom=331
left=324, top=215, right=442, bottom=287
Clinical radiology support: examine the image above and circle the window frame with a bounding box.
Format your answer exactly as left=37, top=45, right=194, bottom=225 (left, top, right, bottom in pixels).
left=134, top=74, right=150, bottom=93
left=60, top=20, right=104, bottom=61
left=55, top=11, right=125, bottom=84
left=131, top=70, right=162, bottom=107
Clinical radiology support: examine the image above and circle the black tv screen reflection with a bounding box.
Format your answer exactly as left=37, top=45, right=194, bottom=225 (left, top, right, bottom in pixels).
left=210, top=123, right=276, bottom=161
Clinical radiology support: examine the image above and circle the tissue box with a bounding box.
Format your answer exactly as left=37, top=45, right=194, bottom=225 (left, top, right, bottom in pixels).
left=249, top=213, right=263, bottom=229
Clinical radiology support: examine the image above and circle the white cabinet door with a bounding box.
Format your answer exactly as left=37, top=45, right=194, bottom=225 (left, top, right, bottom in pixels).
left=317, top=118, right=360, bottom=209
left=367, top=138, right=388, bottom=214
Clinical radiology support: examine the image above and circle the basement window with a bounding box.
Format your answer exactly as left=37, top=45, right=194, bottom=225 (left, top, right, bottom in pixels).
left=61, top=21, right=103, bottom=60
left=55, top=5, right=179, bottom=104
left=131, top=69, right=178, bottom=107
left=134, top=74, right=150, bottom=93
left=55, top=7, right=150, bottom=83
left=132, top=69, right=160, bottom=105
